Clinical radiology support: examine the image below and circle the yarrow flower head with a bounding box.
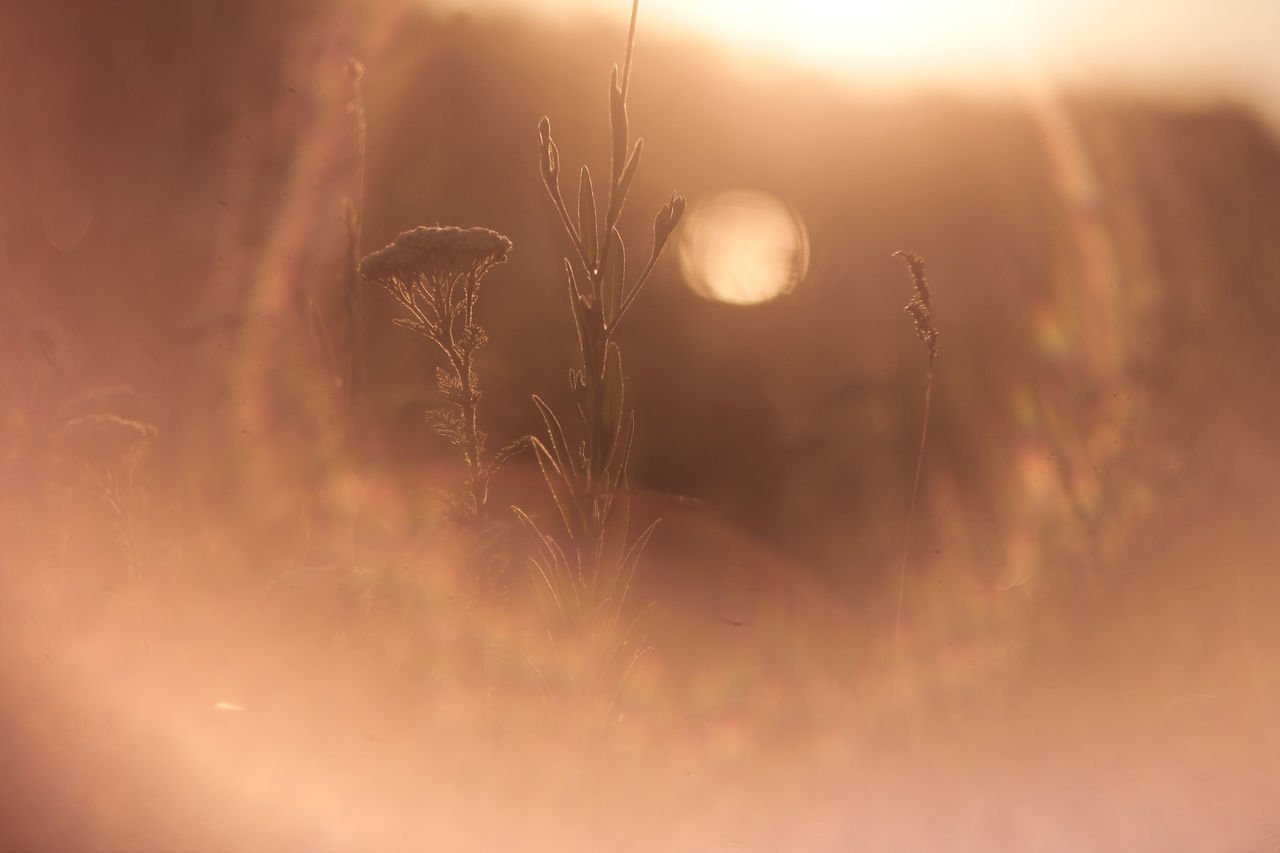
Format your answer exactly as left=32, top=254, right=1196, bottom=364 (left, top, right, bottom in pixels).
left=359, top=226, right=513, bottom=341
left=360, top=226, right=512, bottom=291
left=358, top=225, right=517, bottom=523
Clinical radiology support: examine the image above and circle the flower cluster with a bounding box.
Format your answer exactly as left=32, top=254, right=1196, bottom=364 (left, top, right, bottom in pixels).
left=359, top=226, right=511, bottom=341
left=361, top=226, right=511, bottom=306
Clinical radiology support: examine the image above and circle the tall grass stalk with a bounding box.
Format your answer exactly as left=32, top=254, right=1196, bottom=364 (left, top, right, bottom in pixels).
left=305, top=59, right=367, bottom=416
left=342, top=58, right=368, bottom=406
left=892, top=250, right=938, bottom=646
left=516, top=0, right=684, bottom=733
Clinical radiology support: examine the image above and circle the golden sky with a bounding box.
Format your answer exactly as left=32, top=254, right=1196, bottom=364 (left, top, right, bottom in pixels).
left=434, top=0, right=1280, bottom=117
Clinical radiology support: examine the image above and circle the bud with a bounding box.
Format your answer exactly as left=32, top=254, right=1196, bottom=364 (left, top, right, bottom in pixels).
left=652, top=192, right=686, bottom=253
left=537, top=116, right=559, bottom=189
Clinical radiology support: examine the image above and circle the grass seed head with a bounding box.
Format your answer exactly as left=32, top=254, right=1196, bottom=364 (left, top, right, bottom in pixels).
left=894, top=250, right=938, bottom=362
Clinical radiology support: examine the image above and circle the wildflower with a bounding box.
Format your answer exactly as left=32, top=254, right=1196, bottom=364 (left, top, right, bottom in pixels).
left=359, top=226, right=514, bottom=522
left=361, top=225, right=511, bottom=301
left=360, top=226, right=512, bottom=341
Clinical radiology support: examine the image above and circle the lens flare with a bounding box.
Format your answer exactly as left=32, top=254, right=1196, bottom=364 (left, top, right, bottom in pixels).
left=677, top=189, right=809, bottom=306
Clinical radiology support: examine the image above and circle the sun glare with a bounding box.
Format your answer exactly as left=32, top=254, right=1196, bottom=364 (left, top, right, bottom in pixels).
left=506, top=0, right=1055, bottom=82
left=670, top=0, right=1046, bottom=79
left=678, top=189, right=809, bottom=305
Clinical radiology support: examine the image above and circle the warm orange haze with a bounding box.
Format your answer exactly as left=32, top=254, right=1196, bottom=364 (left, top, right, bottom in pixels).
left=451, top=0, right=1280, bottom=113
left=3, top=0, right=1280, bottom=850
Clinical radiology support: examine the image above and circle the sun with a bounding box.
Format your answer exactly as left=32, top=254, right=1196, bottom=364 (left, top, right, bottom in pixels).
left=677, top=189, right=809, bottom=306
left=640, top=0, right=1048, bottom=82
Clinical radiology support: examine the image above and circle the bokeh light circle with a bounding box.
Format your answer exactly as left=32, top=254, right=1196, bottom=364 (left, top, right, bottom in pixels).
left=677, top=189, right=809, bottom=305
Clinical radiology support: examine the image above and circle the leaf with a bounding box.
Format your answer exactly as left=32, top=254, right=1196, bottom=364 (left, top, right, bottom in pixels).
left=617, top=519, right=659, bottom=605
left=608, top=139, right=643, bottom=225
left=609, top=67, right=628, bottom=184
left=530, top=436, right=577, bottom=537
left=460, top=323, right=489, bottom=351
left=434, top=366, right=462, bottom=403
left=513, top=505, right=574, bottom=623
left=532, top=394, right=577, bottom=481
left=601, top=341, right=624, bottom=452
left=537, top=116, right=555, bottom=186
left=490, top=435, right=530, bottom=471
left=577, top=166, right=597, bottom=268
left=425, top=408, right=465, bottom=446
left=601, top=227, right=624, bottom=326
left=604, top=410, right=635, bottom=490
left=567, top=266, right=590, bottom=361
left=511, top=505, right=554, bottom=566
left=391, top=316, right=426, bottom=335
left=565, top=258, right=587, bottom=305
left=597, top=487, right=630, bottom=586
left=543, top=532, right=581, bottom=620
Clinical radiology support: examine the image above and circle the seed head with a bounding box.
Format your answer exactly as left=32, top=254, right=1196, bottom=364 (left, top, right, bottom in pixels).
left=894, top=250, right=938, bottom=362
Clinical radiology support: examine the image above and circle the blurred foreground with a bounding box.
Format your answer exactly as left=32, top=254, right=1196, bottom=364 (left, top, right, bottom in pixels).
left=3, top=1, right=1280, bottom=849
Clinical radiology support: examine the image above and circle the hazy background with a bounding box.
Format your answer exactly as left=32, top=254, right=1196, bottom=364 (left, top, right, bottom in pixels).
left=447, top=0, right=1280, bottom=122
left=3, top=0, right=1280, bottom=850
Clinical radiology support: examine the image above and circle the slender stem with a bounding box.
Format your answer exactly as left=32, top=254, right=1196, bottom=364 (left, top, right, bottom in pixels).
left=620, top=0, right=639, bottom=101
left=597, top=1, right=638, bottom=283
left=607, top=251, right=660, bottom=342
left=437, top=278, right=486, bottom=521
left=350, top=66, right=366, bottom=254
left=894, top=365, right=933, bottom=647
left=458, top=348, right=484, bottom=519
left=345, top=60, right=367, bottom=405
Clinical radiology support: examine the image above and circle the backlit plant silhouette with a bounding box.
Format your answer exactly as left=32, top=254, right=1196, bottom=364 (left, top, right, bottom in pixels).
left=514, top=0, right=684, bottom=731
left=360, top=225, right=517, bottom=522
left=892, top=250, right=939, bottom=645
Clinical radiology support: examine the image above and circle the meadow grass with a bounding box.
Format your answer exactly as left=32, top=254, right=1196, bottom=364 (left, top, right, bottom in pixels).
left=352, top=0, right=941, bottom=723
left=354, top=0, right=683, bottom=733
left=514, top=0, right=685, bottom=733
left=892, top=250, right=938, bottom=646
